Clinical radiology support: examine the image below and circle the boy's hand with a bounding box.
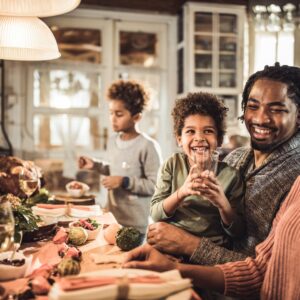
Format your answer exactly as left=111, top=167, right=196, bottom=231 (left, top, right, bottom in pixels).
left=78, top=156, right=94, bottom=169
left=198, top=171, right=229, bottom=210
left=101, top=176, right=123, bottom=189
left=180, top=165, right=203, bottom=198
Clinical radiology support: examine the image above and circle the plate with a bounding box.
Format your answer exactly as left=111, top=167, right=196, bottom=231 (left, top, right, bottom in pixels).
left=22, top=223, right=57, bottom=243
left=49, top=269, right=192, bottom=300
left=53, top=194, right=96, bottom=205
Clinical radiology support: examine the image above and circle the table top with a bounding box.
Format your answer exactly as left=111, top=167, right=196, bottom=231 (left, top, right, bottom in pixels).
left=0, top=213, right=199, bottom=300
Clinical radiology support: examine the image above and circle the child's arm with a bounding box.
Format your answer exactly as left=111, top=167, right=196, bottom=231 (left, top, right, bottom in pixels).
left=151, top=163, right=203, bottom=221
left=78, top=156, right=110, bottom=175
left=162, top=165, right=202, bottom=216
left=198, top=171, right=243, bottom=234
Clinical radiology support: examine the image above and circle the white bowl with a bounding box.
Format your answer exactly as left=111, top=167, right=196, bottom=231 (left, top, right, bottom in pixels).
left=0, top=251, right=32, bottom=281
left=69, top=221, right=102, bottom=241
left=66, top=181, right=90, bottom=198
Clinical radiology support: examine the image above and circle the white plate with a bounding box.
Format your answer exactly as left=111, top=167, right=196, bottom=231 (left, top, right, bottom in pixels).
left=49, top=269, right=192, bottom=300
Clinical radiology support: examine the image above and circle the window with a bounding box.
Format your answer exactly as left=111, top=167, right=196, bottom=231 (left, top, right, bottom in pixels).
left=254, top=31, right=294, bottom=72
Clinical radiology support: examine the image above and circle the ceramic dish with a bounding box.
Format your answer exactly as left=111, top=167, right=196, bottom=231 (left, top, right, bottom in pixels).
left=0, top=251, right=32, bottom=281
left=66, top=181, right=90, bottom=198
left=69, top=220, right=102, bottom=240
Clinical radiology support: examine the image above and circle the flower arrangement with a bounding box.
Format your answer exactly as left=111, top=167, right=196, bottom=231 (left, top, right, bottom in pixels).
left=1, top=193, right=40, bottom=233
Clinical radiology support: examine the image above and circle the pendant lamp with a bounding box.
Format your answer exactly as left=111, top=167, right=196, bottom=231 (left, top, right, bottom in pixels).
left=0, top=16, right=60, bottom=61
left=0, top=1, right=81, bottom=61
left=0, top=0, right=81, bottom=17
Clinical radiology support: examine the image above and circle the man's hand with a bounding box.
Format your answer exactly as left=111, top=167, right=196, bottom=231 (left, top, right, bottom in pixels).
left=101, top=176, right=123, bottom=189
left=147, top=222, right=200, bottom=256
left=123, top=244, right=177, bottom=272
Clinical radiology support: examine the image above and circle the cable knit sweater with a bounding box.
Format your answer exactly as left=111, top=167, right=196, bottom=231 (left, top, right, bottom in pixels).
left=190, top=131, right=300, bottom=265
left=217, top=175, right=300, bottom=300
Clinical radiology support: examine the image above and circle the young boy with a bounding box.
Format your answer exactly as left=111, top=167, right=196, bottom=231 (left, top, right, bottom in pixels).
left=151, top=92, right=245, bottom=246
left=79, top=80, right=162, bottom=234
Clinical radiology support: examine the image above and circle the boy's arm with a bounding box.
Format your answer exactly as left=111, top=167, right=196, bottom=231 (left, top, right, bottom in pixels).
left=92, top=158, right=110, bottom=175
left=150, top=159, right=175, bottom=221
left=125, top=141, right=162, bottom=196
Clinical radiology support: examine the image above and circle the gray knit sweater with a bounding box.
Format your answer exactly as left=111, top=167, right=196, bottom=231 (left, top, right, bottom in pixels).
left=93, top=133, right=162, bottom=233
left=190, top=131, right=300, bottom=265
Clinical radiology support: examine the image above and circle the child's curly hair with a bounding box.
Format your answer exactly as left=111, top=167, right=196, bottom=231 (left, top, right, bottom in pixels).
left=172, top=92, right=228, bottom=146
left=107, top=80, right=150, bottom=115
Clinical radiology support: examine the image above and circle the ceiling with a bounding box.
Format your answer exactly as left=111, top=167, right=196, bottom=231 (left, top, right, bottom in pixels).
left=79, top=0, right=249, bottom=15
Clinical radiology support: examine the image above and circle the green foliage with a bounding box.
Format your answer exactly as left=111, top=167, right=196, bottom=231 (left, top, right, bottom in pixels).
left=116, top=227, right=143, bottom=251
left=13, top=205, right=40, bottom=232
left=24, top=188, right=49, bottom=207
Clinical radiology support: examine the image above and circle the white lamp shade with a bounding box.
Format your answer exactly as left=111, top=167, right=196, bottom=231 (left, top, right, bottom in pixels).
left=0, top=0, right=81, bottom=17
left=0, top=16, right=60, bottom=61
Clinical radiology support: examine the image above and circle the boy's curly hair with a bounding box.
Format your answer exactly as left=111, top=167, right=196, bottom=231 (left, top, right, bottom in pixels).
left=107, top=80, right=150, bottom=115
left=172, top=92, right=228, bottom=146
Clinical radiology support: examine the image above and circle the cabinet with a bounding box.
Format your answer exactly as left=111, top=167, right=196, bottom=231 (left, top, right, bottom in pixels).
left=177, top=2, right=246, bottom=125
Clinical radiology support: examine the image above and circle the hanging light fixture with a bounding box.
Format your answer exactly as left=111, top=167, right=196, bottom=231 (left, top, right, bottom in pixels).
left=0, top=0, right=81, bottom=17
left=0, top=0, right=81, bottom=61
left=252, top=1, right=299, bottom=33
left=0, top=16, right=60, bottom=61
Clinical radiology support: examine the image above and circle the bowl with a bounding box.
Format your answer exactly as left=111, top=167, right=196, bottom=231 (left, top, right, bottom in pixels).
left=69, top=220, right=102, bottom=241
left=66, top=181, right=90, bottom=198
left=0, top=251, right=32, bottom=281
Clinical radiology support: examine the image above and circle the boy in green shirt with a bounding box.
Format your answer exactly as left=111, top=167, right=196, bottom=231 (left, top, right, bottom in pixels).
left=151, top=92, right=245, bottom=246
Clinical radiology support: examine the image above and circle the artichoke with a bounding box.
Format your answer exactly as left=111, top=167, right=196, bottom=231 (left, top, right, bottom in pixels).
left=68, top=227, right=88, bottom=246
left=57, top=258, right=81, bottom=277
left=116, top=227, right=143, bottom=251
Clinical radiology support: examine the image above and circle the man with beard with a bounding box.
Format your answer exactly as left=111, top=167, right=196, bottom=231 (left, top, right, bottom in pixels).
left=146, top=63, right=300, bottom=266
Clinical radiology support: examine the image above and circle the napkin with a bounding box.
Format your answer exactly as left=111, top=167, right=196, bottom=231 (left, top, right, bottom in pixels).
left=48, top=269, right=191, bottom=300
left=32, top=205, right=102, bottom=218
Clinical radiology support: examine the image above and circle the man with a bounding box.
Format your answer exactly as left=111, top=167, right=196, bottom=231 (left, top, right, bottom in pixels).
left=146, top=63, right=300, bottom=265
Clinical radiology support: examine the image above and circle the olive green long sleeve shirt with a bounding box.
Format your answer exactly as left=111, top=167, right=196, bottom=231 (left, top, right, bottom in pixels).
left=151, top=152, right=245, bottom=245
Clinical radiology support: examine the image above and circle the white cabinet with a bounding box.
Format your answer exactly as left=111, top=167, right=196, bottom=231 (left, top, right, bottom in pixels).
left=178, top=2, right=246, bottom=125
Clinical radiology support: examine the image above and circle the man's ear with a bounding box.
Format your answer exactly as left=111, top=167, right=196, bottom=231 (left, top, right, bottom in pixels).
left=297, top=110, right=300, bottom=128
left=176, top=136, right=182, bottom=147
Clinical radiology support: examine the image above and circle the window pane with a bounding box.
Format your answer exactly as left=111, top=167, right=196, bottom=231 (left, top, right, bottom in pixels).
left=33, top=115, right=106, bottom=150
left=119, top=31, right=158, bottom=67
left=51, top=27, right=102, bottom=64
left=33, top=69, right=102, bottom=108
left=277, top=31, right=294, bottom=66
left=219, top=14, right=237, bottom=33
left=254, top=32, right=276, bottom=72
left=195, top=36, right=212, bottom=51
left=194, top=13, right=212, bottom=32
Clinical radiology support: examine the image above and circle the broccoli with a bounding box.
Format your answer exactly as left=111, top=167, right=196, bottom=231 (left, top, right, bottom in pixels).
left=116, top=227, right=143, bottom=251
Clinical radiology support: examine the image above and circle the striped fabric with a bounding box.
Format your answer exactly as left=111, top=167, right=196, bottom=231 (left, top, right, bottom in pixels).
left=217, top=176, right=300, bottom=299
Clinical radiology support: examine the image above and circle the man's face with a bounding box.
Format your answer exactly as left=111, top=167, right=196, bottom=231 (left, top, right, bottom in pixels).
left=244, top=79, right=299, bottom=152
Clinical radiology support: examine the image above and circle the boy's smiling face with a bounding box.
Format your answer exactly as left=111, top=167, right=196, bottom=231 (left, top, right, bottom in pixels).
left=109, top=99, right=139, bottom=133
left=177, top=114, right=218, bottom=166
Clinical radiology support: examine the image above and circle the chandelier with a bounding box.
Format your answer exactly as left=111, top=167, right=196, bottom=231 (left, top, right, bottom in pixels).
left=252, top=2, right=298, bottom=32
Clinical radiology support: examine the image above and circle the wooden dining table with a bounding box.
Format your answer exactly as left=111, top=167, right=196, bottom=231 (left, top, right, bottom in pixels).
left=0, top=212, right=200, bottom=300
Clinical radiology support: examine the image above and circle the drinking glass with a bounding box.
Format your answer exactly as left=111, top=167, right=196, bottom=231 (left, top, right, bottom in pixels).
left=19, top=167, right=39, bottom=198
left=0, top=200, right=15, bottom=253
left=193, top=150, right=220, bottom=175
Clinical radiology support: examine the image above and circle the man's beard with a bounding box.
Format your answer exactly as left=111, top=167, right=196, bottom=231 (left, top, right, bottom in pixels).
left=251, top=136, right=291, bottom=152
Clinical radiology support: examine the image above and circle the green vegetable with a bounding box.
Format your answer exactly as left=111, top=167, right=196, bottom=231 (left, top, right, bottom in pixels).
left=25, top=188, right=49, bottom=207
left=116, top=227, right=143, bottom=251
left=57, top=258, right=81, bottom=276
left=68, top=227, right=88, bottom=246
